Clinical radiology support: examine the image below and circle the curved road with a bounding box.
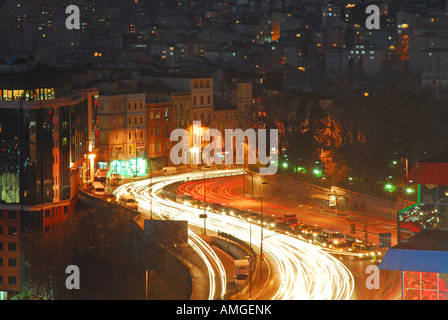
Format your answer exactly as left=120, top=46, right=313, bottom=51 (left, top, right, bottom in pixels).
left=177, top=175, right=398, bottom=247
left=115, top=170, right=355, bottom=300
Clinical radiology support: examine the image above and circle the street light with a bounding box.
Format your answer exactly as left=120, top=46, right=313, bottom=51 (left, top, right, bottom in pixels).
left=260, top=181, right=269, bottom=280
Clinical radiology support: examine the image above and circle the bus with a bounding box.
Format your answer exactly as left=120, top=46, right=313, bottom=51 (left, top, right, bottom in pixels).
left=321, top=228, right=346, bottom=244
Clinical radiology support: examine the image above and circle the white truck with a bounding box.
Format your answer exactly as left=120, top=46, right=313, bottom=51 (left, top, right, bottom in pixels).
left=234, top=259, right=250, bottom=286
left=91, top=182, right=105, bottom=196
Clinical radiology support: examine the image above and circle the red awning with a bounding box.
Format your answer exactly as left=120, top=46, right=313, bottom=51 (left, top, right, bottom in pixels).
left=407, top=162, right=448, bottom=185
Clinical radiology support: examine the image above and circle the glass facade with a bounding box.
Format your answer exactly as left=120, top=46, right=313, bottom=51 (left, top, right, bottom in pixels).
left=0, top=109, right=20, bottom=204
left=20, top=107, right=54, bottom=205
left=0, top=98, right=90, bottom=205
left=398, top=184, right=448, bottom=242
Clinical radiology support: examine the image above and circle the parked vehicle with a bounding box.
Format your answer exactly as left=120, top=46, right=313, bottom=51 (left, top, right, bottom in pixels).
left=161, top=167, right=177, bottom=175
left=91, top=182, right=105, bottom=196
left=94, top=169, right=108, bottom=184
left=204, top=164, right=218, bottom=171
left=234, top=259, right=250, bottom=286
left=119, top=194, right=138, bottom=210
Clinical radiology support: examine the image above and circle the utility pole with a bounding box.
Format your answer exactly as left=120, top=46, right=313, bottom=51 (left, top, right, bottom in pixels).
left=260, top=181, right=269, bottom=280
left=203, top=168, right=207, bottom=235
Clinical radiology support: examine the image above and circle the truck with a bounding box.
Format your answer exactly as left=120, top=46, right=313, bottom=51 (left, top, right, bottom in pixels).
left=321, top=228, right=347, bottom=244
left=283, top=214, right=300, bottom=227
left=161, top=167, right=177, bottom=175
left=234, top=259, right=250, bottom=286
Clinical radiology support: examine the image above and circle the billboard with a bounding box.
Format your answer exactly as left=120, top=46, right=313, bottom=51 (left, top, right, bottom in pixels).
left=144, top=220, right=188, bottom=244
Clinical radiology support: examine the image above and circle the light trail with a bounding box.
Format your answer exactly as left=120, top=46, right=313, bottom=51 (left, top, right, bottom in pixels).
left=115, top=169, right=355, bottom=300
left=115, top=175, right=227, bottom=300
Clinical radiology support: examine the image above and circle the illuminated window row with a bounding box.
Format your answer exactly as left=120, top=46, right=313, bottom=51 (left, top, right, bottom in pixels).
left=0, top=88, right=55, bottom=101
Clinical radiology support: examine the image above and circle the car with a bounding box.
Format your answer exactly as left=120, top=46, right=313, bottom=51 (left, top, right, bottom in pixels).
left=204, top=164, right=218, bottom=171
left=118, top=194, right=138, bottom=210
left=161, top=167, right=177, bottom=175
left=349, top=243, right=382, bottom=259
left=329, top=242, right=351, bottom=252
left=275, top=222, right=293, bottom=234
left=109, top=173, right=121, bottom=181
left=296, top=224, right=312, bottom=234
left=105, top=193, right=117, bottom=203
left=298, top=232, right=315, bottom=243
left=305, top=226, right=322, bottom=236
left=263, top=217, right=276, bottom=228
left=314, top=235, right=331, bottom=248
left=95, top=169, right=108, bottom=176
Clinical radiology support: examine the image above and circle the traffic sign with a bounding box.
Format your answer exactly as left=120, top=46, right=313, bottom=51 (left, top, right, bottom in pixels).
left=199, top=214, right=207, bottom=219
left=350, top=224, right=356, bottom=234
left=379, top=232, right=392, bottom=248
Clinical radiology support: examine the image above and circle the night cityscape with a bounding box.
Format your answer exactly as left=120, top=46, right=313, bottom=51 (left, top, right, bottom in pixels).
left=1, top=0, right=448, bottom=310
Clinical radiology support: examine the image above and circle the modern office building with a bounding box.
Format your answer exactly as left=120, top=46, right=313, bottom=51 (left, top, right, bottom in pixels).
left=0, top=65, right=98, bottom=295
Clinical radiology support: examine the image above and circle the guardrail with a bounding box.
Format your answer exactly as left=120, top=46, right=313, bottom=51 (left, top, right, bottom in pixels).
left=175, top=170, right=244, bottom=183
left=78, top=186, right=139, bottom=217
left=216, top=231, right=258, bottom=299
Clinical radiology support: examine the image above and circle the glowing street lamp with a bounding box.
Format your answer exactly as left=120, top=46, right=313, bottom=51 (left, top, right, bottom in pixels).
left=384, top=183, right=395, bottom=192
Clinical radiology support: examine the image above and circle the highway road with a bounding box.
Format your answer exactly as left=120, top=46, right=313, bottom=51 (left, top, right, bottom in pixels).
left=177, top=175, right=398, bottom=247
left=114, top=169, right=355, bottom=300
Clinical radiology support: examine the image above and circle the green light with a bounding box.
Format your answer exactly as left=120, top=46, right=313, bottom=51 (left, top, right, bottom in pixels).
left=384, top=183, right=395, bottom=192
left=348, top=177, right=353, bottom=181
left=313, top=169, right=321, bottom=176
left=282, top=162, right=288, bottom=168
left=406, top=188, right=414, bottom=194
